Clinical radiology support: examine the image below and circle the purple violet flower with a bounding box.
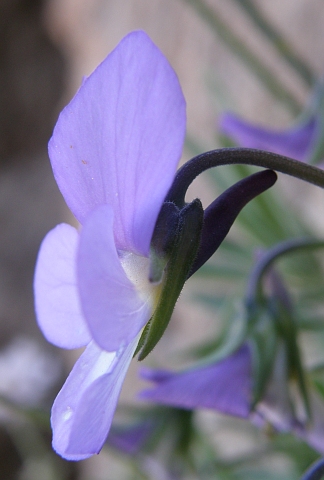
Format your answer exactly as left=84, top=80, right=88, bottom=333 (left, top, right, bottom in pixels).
left=34, top=31, right=186, bottom=460
left=140, top=343, right=324, bottom=454
left=219, top=112, right=318, bottom=162
left=139, top=345, right=252, bottom=418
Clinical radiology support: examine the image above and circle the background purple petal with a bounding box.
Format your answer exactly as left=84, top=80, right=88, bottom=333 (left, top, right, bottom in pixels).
left=219, top=112, right=317, bottom=162
left=139, top=345, right=252, bottom=418
left=77, top=205, right=152, bottom=352
left=107, top=421, right=155, bottom=455
left=34, top=224, right=91, bottom=349
left=49, top=30, right=186, bottom=255
left=52, top=338, right=138, bottom=460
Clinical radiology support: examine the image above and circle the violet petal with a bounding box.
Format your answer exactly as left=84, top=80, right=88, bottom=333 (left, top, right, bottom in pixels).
left=34, top=224, right=91, bottom=349
left=107, top=421, right=154, bottom=455
left=139, top=345, right=252, bottom=418
left=52, top=338, right=138, bottom=460
left=49, top=30, right=186, bottom=255
left=77, top=205, right=152, bottom=352
left=219, top=112, right=317, bottom=162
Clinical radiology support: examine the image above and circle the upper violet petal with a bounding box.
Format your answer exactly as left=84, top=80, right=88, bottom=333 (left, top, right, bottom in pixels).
left=52, top=338, right=138, bottom=460
left=219, top=112, right=317, bottom=162
left=49, top=30, right=186, bottom=255
left=77, top=205, right=153, bottom=352
left=139, top=345, right=252, bottom=418
left=34, top=224, right=91, bottom=349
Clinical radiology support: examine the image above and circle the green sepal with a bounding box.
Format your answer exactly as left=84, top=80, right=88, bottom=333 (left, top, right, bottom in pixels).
left=136, top=199, right=204, bottom=360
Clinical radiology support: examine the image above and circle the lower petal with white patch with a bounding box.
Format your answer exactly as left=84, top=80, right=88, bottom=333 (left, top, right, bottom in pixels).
left=51, top=337, right=139, bottom=460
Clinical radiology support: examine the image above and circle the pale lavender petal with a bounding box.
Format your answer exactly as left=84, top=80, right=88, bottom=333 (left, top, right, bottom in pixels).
left=219, top=112, right=317, bottom=162
left=139, top=345, right=252, bottom=417
left=52, top=337, right=138, bottom=460
left=49, top=30, right=186, bottom=255
left=77, top=205, right=152, bottom=352
left=34, top=224, right=91, bottom=349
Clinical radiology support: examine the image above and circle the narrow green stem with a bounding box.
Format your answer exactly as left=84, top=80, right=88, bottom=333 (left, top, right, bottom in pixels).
left=166, top=148, right=324, bottom=206
left=233, top=0, right=315, bottom=87
left=181, top=0, right=302, bottom=114
left=245, top=238, right=324, bottom=306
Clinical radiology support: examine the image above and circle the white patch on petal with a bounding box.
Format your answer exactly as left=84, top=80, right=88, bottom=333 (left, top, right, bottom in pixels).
left=52, top=338, right=140, bottom=460
left=81, top=348, right=117, bottom=387
left=119, top=252, right=157, bottom=303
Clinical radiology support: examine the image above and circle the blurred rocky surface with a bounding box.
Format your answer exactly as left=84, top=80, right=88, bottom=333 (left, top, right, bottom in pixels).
left=0, top=0, right=65, bottom=161
left=0, top=1, right=72, bottom=477
left=0, top=0, right=67, bottom=342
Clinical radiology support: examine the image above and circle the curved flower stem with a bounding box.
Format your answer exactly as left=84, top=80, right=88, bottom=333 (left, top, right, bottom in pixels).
left=233, top=0, right=315, bottom=87
left=166, top=148, right=324, bottom=207
left=245, top=238, right=324, bottom=307
left=300, top=457, right=324, bottom=480
left=181, top=0, right=301, bottom=114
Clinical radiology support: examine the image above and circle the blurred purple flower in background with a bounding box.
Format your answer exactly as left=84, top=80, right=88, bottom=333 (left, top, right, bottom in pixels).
left=140, top=345, right=252, bottom=418
left=141, top=342, right=324, bottom=454
left=219, top=112, right=318, bottom=162
left=107, top=420, right=155, bottom=455
left=34, top=31, right=186, bottom=460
